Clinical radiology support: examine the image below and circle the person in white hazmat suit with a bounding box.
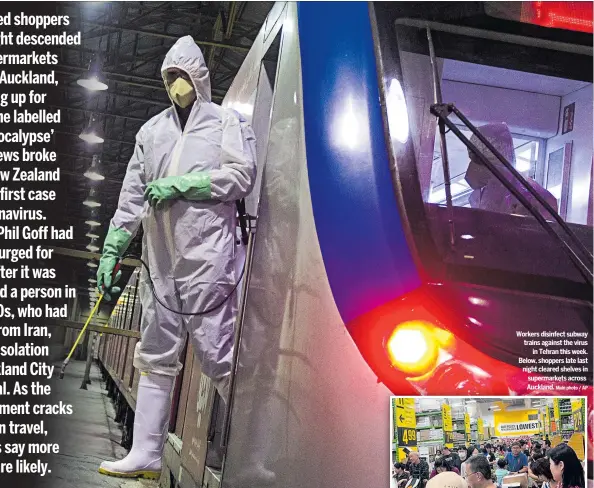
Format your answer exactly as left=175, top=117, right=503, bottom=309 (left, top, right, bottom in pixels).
left=465, top=122, right=558, bottom=218
left=96, top=36, right=256, bottom=479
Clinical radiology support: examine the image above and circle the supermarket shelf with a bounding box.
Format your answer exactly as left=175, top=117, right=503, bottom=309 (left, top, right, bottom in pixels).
left=416, top=411, right=442, bottom=417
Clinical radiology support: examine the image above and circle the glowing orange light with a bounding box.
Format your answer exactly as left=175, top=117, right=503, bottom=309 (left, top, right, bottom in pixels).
left=386, top=321, right=453, bottom=376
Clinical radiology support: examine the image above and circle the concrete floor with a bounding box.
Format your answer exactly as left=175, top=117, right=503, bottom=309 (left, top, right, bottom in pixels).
left=42, top=360, right=158, bottom=488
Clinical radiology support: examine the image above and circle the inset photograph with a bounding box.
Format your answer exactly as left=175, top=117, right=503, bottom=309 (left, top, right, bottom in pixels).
left=390, top=397, right=587, bottom=488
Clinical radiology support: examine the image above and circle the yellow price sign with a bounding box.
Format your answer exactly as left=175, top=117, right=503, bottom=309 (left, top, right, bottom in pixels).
left=442, top=404, right=453, bottom=431
left=444, top=431, right=455, bottom=445
left=395, top=398, right=417, bottom=429
left=397, top=427, right=418, bottom=446
left=397, top=447, right=417, bottom=462
left=442, top=404, right=453, bottom=448
left=477, top=418, right=484, bottom=441
left=464, top=413, right=472, bottom=443
left=553, top=399, right=560, bottom=422
left=571, top=399, right=584, bottom=432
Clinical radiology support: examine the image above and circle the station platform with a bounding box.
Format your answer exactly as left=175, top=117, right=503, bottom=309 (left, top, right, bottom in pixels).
left=46, top=359, right=158, bottom=488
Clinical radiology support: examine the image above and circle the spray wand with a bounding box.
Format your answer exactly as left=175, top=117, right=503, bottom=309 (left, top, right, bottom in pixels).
left=59, top=261, right=121, bottom=379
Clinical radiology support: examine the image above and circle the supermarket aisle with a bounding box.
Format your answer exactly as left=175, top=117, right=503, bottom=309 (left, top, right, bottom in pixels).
left=44, top=360, right=157, bottom=488
left=389, top=396, right=587, bottom=487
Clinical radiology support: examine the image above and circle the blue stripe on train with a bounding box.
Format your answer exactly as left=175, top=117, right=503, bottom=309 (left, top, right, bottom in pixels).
left=297, top=1, right=422, bottom=324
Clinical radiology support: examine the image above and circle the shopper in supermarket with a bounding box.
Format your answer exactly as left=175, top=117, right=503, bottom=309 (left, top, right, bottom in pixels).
left=483, top=447, right=496, bottom=465
left=464, top=455, right=497, bottom=488
left=464, top=122, right=557, bottom=217
left=96, top=35, right=257, bottom=480
left=547, top=443, right=585, bottom=488
left=505, top=442, right=529, bottom=473
left=406, top=451, right=430, bottom=487
left=427, top=471, right=467, bottom=488
left=441, top=445, right=462, bottom=470
left=521, top=440, right=531, bottom=457
left=531, top=451, right=546, bottom=463
left=531, top=443, right=545, bottom=461
left=529, top=457, right=558, bottom=488
left=494, top=458, right=510, bottom=486
left=430, top=458, right=460, bottom=478
left=458, top=447, right=468, bottom=459
left=394, top=462, right=410, bottom=487
left=460, top=446, right=480, bottom=478
left=458, top=448, right=468, bottom=472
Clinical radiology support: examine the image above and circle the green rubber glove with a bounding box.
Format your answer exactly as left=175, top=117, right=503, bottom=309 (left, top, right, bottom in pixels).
left=144, top=173, right=211, bottom=209
left=97, top=227, right=131, bottom=301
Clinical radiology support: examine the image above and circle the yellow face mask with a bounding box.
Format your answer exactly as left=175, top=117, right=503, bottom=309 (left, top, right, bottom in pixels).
left=168, top=78, right=196, bottom=108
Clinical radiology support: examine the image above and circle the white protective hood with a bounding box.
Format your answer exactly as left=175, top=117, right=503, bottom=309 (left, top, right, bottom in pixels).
left=161, top=35, right=212, bottom=104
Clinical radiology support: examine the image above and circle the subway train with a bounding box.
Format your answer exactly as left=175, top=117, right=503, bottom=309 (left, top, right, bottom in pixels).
left=97, top=2, right=593, bottom=487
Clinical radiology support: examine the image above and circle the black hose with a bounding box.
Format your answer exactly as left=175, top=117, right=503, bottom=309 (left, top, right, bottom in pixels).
left=121, top=253, right=245, bottom=316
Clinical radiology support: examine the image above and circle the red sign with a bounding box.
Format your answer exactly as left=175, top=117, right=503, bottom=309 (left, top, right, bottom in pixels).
left=523, top=2, right=594, bottom=33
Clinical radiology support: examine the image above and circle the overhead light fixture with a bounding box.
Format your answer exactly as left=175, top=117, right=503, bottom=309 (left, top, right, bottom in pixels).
left=86, top=232, right=100, bottom=239
left=87, top=236, right=100, bottom=252
left=87, top=261, right=98, bottom=268
left=79, top=113, right=105, bottom=144
left=77, top=55, right=108, bottom=91
left=84, top=154, right=105, bottom=181
left=85, top=220, right=101, bottom=227
left=83, top=188, right=101, bottom=208
left=88, top=278, right=97, bottom=283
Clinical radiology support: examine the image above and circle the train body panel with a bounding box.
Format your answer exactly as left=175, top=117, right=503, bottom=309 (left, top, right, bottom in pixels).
left=223, top=4, right=393, bottom=486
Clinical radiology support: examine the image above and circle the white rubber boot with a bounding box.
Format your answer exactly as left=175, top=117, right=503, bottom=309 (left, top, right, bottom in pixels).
left=98, top=372, right=174, bottom=480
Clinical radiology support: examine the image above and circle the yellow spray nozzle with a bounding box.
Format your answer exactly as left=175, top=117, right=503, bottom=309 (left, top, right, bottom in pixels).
left=59, top=293, right=104, bottom=379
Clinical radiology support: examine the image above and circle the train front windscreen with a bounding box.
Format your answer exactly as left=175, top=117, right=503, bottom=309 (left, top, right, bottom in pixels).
left=387, top=11, right=593, bottom=299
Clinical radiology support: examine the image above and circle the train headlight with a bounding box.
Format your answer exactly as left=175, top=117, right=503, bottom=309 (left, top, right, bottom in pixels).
left=386, top=321, right=452, bottom=376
